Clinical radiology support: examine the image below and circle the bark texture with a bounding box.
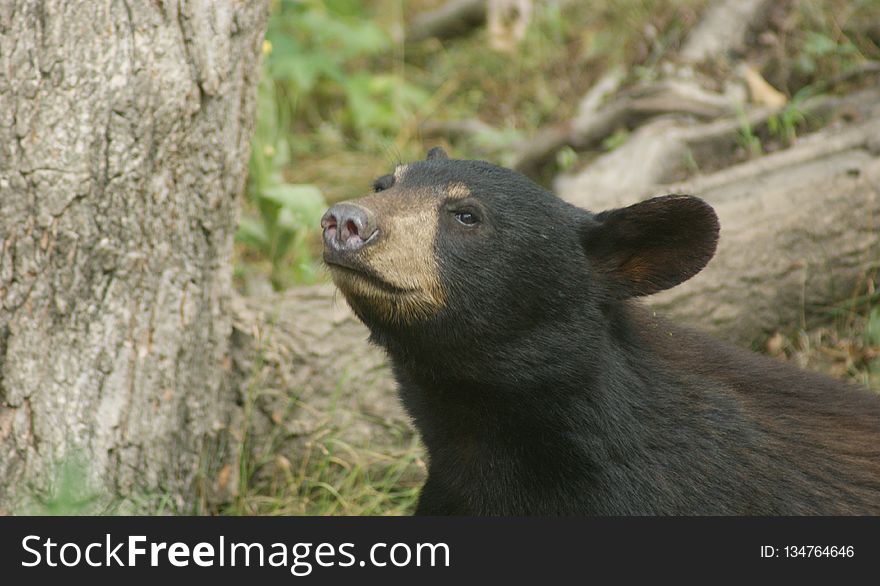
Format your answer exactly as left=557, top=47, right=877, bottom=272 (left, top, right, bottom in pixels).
left=0, top=0, right=268, bottom=512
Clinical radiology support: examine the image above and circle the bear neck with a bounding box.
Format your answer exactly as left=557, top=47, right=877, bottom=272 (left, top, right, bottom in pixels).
left=379, top=301, right=682, bottom=512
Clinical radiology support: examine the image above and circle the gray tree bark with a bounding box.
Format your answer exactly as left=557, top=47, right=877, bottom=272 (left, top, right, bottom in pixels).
left=0, top=0, right=268, bottom=512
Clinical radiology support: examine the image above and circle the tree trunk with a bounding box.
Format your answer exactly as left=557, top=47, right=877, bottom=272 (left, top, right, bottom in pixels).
left=0, top=0, right=268, bottom=512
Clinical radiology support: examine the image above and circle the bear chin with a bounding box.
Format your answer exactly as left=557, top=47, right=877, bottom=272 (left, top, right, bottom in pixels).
left=328, top=265, right=442, bottom=327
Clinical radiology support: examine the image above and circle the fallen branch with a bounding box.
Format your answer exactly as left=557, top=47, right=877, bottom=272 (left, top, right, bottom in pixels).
left=513, top=79, right=734, bottom=175
left=680, top=0, right=776, bottom=63
left=406, top=0, right=487, bottom=43
left=419, top=117, right=496, bottom=141
left=651, top=125, right=880, bottom=347
left=554, top=86, right=880, bottom=198
left=511, top=0, right=780, bottom=176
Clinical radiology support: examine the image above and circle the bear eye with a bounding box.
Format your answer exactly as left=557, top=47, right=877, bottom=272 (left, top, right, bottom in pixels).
left=372, top=174, right=395, bottom=192
left=454, top=211, right=479, bottom=226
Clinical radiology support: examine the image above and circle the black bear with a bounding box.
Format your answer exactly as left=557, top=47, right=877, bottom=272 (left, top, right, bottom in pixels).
left=320, top=147, right=880, bottom=515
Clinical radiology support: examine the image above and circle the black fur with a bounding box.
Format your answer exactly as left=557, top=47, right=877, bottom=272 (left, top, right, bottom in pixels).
left=341, top=152, right=880, bottom=515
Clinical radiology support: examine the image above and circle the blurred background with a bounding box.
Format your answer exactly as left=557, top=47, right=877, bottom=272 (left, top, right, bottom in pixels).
left=236, top=0, right=879, bottom=289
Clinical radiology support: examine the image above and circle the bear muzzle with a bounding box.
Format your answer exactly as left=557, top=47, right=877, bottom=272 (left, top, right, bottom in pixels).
left=321, top=202, right=379, bottom=254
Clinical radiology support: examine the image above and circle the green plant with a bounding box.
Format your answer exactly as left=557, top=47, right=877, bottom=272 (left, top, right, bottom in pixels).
left=237, top=0, right=435, bottom=290
left=237, top=23, right=330, bottom=290
left=797, top=30, right=859, bottom=77
left=736, top=110, right=763, bottom=159
left=601, top=128, right=630, bottom=151
left=555, top=145, right=578, bottom=172
left=865, top=306, right=880, bottom=347
left=682, top=147, right=700, bottom=175
left=778, top=1, right=879, bottom=97
left=865, top=305, right=880, bottom=391
left=862, top=305, right=880, bottom=391
left=225, top=352, right=424, bottom=516
left=265, top=0, right=428, bottom=148
left=237, top=176, right=327, bottom=289
left=239, top=112, right=326, bottom=289
left=472, top=126, right=527, bottom=167
left=767, top=86, right=816, bottom=146
left=22, top=455, right=111, bottom=515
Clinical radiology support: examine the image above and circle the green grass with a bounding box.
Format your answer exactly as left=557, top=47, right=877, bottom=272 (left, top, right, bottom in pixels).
left=17, top=455, right=116, bottom=516
left=224, top=433, right=423, bottom=516
left=218, top=345, right=425, bottom=517
left=767, top=280, right=880, bottom=393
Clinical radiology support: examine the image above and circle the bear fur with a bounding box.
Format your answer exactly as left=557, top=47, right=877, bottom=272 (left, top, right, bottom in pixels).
left=321, top=149, right=880, bottom=515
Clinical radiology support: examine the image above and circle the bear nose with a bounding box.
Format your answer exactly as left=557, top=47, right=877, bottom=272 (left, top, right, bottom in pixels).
left=321, top=203, right=378, bottom=252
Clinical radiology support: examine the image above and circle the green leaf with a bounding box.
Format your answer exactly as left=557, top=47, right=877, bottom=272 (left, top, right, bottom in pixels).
left=260, top=183, right=327, bottom=228
left=804, top=32, right=837, bottom=57
left=276, top=206, right=300, bottom=232
left=261, top=183, right=324, bottom=209
left=271, top=51, right=339, bottom=92
left=235, top=216, right=271, bottom=254
left=866, top=307, right=880, bottom=347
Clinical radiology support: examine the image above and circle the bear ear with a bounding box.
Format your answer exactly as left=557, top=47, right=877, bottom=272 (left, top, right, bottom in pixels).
left=426, top=146, right=449, bottom=160
left=581, top=195, right=719, bottom=298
